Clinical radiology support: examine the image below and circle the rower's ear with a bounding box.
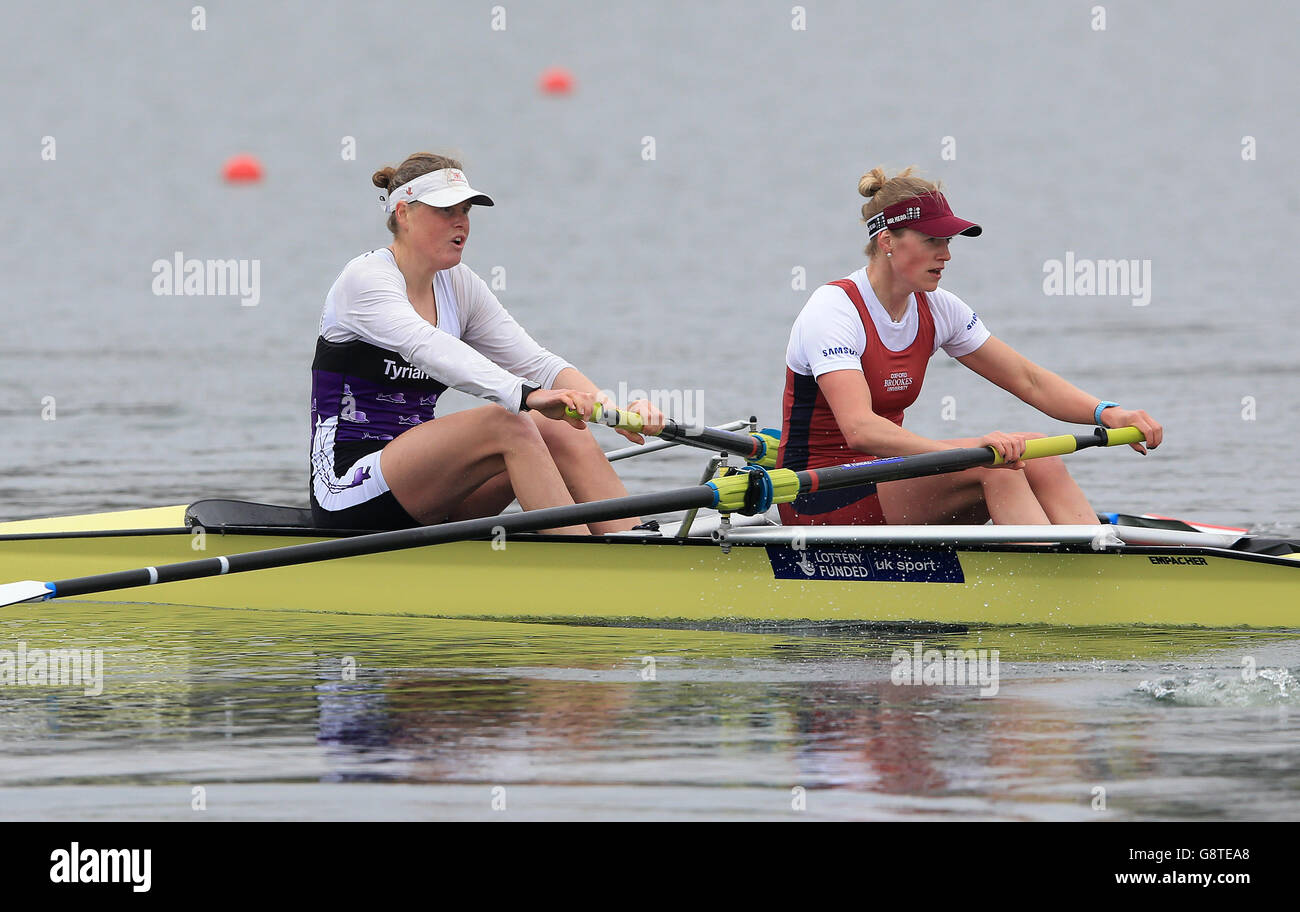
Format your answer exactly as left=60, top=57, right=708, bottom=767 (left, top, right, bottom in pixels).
left=392, top=200, right=414, bottom=233
left=880, top=227, right=911, bottom=257
left=878, top=228, right=893, bottom=257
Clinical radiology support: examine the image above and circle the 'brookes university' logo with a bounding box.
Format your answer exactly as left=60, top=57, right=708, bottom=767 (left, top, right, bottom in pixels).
left=883, top=370, right=913, bottom=393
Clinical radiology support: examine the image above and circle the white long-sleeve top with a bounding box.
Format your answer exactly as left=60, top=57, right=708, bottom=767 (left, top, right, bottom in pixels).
left=319, top=248, right=572, bottom=411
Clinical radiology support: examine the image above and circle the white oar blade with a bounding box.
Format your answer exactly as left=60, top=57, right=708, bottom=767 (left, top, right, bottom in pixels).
left=0, top=580, right=53, bottom=607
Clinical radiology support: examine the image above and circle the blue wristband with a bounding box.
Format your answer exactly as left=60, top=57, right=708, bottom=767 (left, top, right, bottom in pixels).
left=1094, top=401, right=1119, bottom=425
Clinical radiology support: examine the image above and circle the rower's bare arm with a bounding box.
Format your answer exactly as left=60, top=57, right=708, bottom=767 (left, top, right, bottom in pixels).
left=818, top=369, right=1029, bottom=468
left=958, top=337, right=1109, bottom=421
left=554, top=367, right=600, bottom=399
left=817, top=370, right=950, bottom=457
left=522, top=387, right=596, bottom=428
left=956, top=337, right=1162, bottom=452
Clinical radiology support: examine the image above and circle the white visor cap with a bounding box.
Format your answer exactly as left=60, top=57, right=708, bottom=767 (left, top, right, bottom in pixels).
left=382, top=168, right=495, bottom=214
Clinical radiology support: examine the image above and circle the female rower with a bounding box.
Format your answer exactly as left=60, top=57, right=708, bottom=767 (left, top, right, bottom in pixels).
left=310, top=151, right=663, bottom=533
left=776, top=166, right=1162, bottom=526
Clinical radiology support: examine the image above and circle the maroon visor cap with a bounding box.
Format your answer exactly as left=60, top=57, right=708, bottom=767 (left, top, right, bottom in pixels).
left=866, top=192, right=982, bottom=240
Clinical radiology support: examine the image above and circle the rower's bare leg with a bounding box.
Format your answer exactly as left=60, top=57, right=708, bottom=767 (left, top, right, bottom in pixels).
left=1022, top=456, right=1096, bottom=523
left=531, top=413, right=642, bottom=533
left=876, top=437, right=1054, bottom=525
left=976, top=467, right=1052, bottom=524
left=447, top=414, right=644, bottom=533
left=379, top=405, right=587, bottom=534
left=877, top=469, right=988, bottom=524
left=445, top=473, right=514, bottom=523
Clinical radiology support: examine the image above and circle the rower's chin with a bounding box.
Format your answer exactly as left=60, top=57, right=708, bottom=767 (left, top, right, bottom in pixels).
left=435, top=248, right=465, bottom=270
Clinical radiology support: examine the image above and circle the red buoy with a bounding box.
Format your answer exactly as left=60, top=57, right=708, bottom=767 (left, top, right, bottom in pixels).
left=538, top=67, right=575, bottom=95
left=222, top=154, right=264, bottom=183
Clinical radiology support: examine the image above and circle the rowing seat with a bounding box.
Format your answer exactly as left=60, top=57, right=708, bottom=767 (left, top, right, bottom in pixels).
left=185, top=500, right=319, bottom=533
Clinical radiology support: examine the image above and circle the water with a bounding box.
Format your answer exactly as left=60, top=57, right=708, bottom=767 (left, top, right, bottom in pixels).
left=1, top=0, right=1298, bottom=820
left=2, top=604, right=1299, bottom=821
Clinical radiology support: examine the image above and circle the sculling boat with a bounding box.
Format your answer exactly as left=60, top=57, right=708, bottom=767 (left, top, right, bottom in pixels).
left=1, top=497, right=1296, bottom=629
left=1, top=419, right=1296, bottom=628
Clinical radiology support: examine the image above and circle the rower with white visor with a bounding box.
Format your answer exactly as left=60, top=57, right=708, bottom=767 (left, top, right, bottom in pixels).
left=310, top=151, right=664, bottom=533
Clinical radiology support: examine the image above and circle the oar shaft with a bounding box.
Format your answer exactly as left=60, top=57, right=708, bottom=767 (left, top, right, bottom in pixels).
left=578, top=405, right=779, bottom=466
left=603, top=419, right=752, bottom=462
left=657, top=422, right=763, bottom=459
left=46, top=485, right=717, bottom=600
left=794, top=427, right=1143, bottom=496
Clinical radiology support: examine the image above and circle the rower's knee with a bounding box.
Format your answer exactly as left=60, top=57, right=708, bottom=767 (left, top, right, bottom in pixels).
left=974, top=465, right=1033, bottom=491
left=1024, top=454, right=1069, bottom=482
left=539, top=416, right=599, bottom=458
left=488, top=408, right=546, bottom=448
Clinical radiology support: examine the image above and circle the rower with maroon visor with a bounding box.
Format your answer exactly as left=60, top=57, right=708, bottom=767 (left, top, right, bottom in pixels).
left=776, top=165, right=1163, bottom=526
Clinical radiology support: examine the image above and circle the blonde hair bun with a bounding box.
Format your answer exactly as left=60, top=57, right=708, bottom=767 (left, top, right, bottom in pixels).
left=857, top=165, right=939, bottom=257
left=857, top=167, right=888, bottom=199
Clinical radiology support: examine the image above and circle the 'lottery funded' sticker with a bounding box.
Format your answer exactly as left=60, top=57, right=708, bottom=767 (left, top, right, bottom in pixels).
left=766, top=546, right=964, bottom=583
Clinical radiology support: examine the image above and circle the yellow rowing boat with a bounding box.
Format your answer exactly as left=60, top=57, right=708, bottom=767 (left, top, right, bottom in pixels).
left=2, top=501, right=1295, bottom=628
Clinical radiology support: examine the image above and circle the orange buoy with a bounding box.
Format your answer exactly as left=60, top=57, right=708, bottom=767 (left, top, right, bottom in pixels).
left=222, top=154, right=264, bottom=183
left=538, top=67, right=574, bottom=95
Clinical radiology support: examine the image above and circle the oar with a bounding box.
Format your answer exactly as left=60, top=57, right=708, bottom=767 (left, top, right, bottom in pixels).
left=603, top=418, right=753, bottom=463
left=571, top=405, right=781, bottom=467
left=0, top=426, right=1144, bottom=608
left=772, top=426, right=1144, bottom=505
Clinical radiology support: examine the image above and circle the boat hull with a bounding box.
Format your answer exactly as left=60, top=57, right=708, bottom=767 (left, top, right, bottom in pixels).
left=2, top=507, right=1296, bottom=628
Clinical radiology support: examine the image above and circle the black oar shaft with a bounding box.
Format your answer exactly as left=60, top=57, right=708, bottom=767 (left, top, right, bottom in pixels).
left=655, top=421, right=761, bottom=458
left=48, top=485, right=716, bottom=599
left=794, top=429, right=1121, bottom=495
left=797, top=445, right=996, bottom=492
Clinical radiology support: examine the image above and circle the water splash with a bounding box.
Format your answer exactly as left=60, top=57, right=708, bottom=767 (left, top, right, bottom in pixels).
left=1137, top=668, right=1300, bottom=706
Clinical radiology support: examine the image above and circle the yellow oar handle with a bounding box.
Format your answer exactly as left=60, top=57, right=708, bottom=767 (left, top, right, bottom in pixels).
left=990, top=426, right=1145, bottom=465
left=565, top=403, right=644, bottom=433
left=1101, top=425, right=1145, bottom=446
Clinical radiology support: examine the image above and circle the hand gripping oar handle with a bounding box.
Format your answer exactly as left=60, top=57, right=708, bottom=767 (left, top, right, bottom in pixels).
left=0, top=427, right=1143, bottom=608
left=567, top=404, right=780, bottom=467
left=706, top=425, right=1148, bottom=516
left=998, top=425, right=1144, bottom=464
left=780, top=425, right=1145, bottom=501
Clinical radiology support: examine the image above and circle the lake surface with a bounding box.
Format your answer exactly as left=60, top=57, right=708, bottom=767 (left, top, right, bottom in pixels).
left=3, top=603, right=1299, bottom=821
